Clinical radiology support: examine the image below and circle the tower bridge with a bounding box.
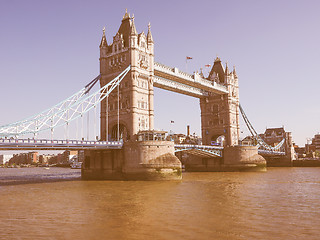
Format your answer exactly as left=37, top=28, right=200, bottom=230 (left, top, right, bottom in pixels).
left=0, top=10, right=294, bottom=179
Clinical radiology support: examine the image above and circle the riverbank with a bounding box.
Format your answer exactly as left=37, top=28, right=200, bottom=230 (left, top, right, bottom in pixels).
left=293, top=158, right=320, bottom=167
left=0, top=167, right=81, bottom=186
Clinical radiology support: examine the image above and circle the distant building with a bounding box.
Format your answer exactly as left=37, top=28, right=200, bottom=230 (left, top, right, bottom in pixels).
left=39, top=154, right=55, bottom=164
left=241, top=136, right=255, bottom=145
left=166, top=134, right=186, bottom=144
left=305, top=143, right=316, bottom=155
left=294, top=144, right=306, bottom=158
left=9, top=152, right=39, bottom=165
left=311, top=134, right=320, bottom=152
left=28, top=152, right=39, bottom=163
left=64, top=150, right=78, bottom=162
left=0, top=154, right=13, bottom=165
left=262, top=127, right=286, bottom=146
left=241, top=127, right=293, bottom=149
left=166, top=133, right=201, bottom=145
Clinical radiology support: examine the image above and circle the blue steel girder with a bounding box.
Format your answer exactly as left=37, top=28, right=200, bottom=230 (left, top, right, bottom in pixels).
left=258, top=149, right=286, bottom=156
left=174, top=144, right=223, bottom=157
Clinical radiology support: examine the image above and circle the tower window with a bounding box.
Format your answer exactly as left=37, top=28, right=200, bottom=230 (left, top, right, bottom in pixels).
left=212, top=104, right=218, bottom=112
left=141, top=118, right=145, bottom=128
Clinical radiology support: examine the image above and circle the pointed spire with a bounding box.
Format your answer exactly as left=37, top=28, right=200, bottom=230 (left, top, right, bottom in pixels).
left=147, top=22, right=154, bottom=43
left=225, top=62, right=230, bottom=74
left=199, top=68, right=204, bottom=78
left=130, top=14, right=137, bottom=35
left=99, top=26, right=107, bottom=48
left=123, top=8, right=130, bottom=20
left=214, top=56, right=221, bottom=62
left=233, top=66, right=237, bottom=78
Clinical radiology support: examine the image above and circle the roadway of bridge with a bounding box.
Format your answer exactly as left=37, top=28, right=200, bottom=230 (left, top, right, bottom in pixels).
left=0, top=139, right=123, bottom=151
left=0, top=139, right=285, bottom=157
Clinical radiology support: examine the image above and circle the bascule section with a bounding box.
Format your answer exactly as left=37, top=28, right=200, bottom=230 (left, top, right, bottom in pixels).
left=99, top=10, right=154, bottom=141
left=200, top=57, right=240, bottom=147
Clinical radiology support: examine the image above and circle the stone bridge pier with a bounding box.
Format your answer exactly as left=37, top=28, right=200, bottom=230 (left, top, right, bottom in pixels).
left=82, top=133, right=182, bottom=180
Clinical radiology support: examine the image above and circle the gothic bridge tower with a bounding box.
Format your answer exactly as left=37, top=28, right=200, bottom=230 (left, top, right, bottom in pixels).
left=99, top=10, right=154, bottom=141
left=200, top=57, right=240, bottom=146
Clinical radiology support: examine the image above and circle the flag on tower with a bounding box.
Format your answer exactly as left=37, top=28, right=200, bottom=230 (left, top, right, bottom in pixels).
left=205, top=64, right=211, bottom=67
left=170, top=120, right=175, bottom=123
left=186, top=56, right=193, bottom=60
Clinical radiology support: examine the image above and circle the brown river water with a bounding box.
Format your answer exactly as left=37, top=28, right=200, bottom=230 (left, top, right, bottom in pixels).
left=0, top=167, right=320, bottom=240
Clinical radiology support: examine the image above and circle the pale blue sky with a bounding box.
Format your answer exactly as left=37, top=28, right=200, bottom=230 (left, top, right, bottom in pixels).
left=0, top=0, right=319, bottom=146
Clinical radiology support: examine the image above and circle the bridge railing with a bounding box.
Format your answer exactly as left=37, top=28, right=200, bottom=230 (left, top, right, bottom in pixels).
left=0, top=138, right=123, bottom=147
left=174, top=144, right=223, bottom=150
left=154, top=62, right=228, bottom=93
left=153, top=76, right=209, bottom=97
left=257, top=149, right=286, bottom=156
left=174, top=144, right=223, bottom=157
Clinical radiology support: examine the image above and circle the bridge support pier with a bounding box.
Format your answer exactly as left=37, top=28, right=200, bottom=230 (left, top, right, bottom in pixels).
left=81, top=141, right=182, bottom=180
left=223, top=146, right=266, bottom=171
left=264, top=155, right=292, bottom=167
left=180, top=145, right=266, bottom=172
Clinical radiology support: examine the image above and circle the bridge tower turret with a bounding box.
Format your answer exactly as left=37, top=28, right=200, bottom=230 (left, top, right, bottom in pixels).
left=99, top=10, right=154, bottom=141
left=200, top=57, right=240, bottom=146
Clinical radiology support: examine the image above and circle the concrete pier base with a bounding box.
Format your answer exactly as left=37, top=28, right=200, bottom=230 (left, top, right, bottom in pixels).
left=223, top=146, right=267, bottom=172
left=264, top=156, right=292, bottom=167
left=181, top=145, right=266, bottom=172
left=81, top=140, right=182, bottom=180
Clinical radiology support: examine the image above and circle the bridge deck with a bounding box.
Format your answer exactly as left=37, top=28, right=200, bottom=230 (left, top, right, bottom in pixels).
left=0, top=139, right=286, bottom=156
left=0, top=139, right=123, bottom=150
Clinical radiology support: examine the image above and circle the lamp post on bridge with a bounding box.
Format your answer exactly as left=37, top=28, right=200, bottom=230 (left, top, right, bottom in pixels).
left=170, top=120, right=174, bottom=141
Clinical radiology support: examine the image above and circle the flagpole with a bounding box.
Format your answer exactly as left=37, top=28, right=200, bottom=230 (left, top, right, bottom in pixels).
left=204, top=64, right=211, bottom=78
left=186, top=56, right=193, bottom=73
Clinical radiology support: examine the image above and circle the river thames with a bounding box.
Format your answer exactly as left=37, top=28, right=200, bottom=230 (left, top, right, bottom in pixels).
left=1, top=167, right=320, bottom=240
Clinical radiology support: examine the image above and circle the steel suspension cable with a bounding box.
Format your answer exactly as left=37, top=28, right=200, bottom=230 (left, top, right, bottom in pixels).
left=117, top=81, right=120, bottom=141
left=0, top=65, right=130, bottom=138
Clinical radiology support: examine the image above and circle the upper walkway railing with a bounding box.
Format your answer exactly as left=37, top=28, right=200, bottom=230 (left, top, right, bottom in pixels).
left=154, top=62, right=228, bottom=95
left=153, top=75, right=209, bottom=98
